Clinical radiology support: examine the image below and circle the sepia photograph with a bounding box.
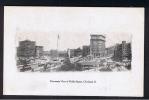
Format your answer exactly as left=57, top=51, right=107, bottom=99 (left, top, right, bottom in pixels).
left=4, top=7, right=144, bottom=96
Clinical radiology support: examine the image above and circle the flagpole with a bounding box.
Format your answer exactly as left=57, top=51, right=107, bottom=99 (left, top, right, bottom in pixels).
left=57, top=34, right=58, bottom=51
left=57, top=34, right=59, bottom=59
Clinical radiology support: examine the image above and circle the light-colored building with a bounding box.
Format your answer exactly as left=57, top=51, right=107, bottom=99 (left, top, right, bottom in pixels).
left=90, top=34, right=106, bottom=57
left=67, top=49, right=75, bottom=58
left=35, top=46, right=43, bottom=57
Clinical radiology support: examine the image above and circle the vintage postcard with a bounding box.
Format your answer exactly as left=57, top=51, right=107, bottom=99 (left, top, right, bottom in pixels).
left=4, top=6, right=144, bottom=96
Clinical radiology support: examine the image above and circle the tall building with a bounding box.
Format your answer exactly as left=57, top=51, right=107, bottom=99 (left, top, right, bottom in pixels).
left=17, top=40, right=36, bottom=57
left=113, top=41, right=131, bottom=61
left=35, top=46, right=43, bottom=57
left=82, top=45, right=90, bottom=57
left=90, top=34, right=105, bottom=57
left=126, top=43, right=132, bottom=60
left=122, top=41, right=127, bottom=60
left=113, top=43, right=123, bottom=61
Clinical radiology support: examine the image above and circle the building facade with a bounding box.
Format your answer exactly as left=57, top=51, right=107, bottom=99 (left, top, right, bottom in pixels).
left=67, top=48, right=82, bottom=58
left=105, top=46, right=115, bottom=57
left=17, top=40, right=36, bottom=57
left=59, top=51, right=68, bottom=57
left=50, top=49, right=58, bottom=58
left=74, top=48, right=82, bottom=57
left=82, top=45, right=90, bottom=57
left=67, top=49, right=75, bottom=58
left=35, top=46, right=43, bottom=57
left=113, top=41, right=131, bottom=61
left=126, top=43, right=131, bottom=60
left=43, top=51, right=51, bottom=56
left=90, top=34, right=106, bottom=57
left=113, top=43, right=123, bottom=61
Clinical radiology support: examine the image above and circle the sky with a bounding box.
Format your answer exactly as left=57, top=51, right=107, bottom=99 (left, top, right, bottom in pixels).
left=4, top=7, right=144, bottom=51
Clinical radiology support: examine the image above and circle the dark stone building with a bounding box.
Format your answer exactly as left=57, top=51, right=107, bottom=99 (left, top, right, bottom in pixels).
left=113, top=41, right=131, bottom=61
left=17, top=40, right=36, bottom=57
left=126, top=43, right=131, bottom=60
left=74, top=48, right=82, bottom=57
left=113, top=43, right=123, bottom=61
left=82, top=45, right=90, bottom=57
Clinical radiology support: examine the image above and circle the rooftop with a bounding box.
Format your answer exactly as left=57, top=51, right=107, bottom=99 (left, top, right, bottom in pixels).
left=90, top=34, right=105, bottom=38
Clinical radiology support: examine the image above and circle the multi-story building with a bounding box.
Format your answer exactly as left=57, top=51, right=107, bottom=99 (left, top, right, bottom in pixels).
left=35, top=46, right=43, bottom=57
left=126, top=43, right=131, bottom=60
left=59, top=51, right=68, bottom=57
left=90, top=34, right=106, bottom=57
left=68, top=48, right=82, bottom=58
left=74, top=48, right=82, bottom=57
left=113, top=41, right=131, bottom=61
left=17, top=40, right=36, bottom=57
left=113, top=43, right=123, bottom=61
left=105, top=46, right=115, bottom=57
left=82, top=45, right=90, bottom=57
